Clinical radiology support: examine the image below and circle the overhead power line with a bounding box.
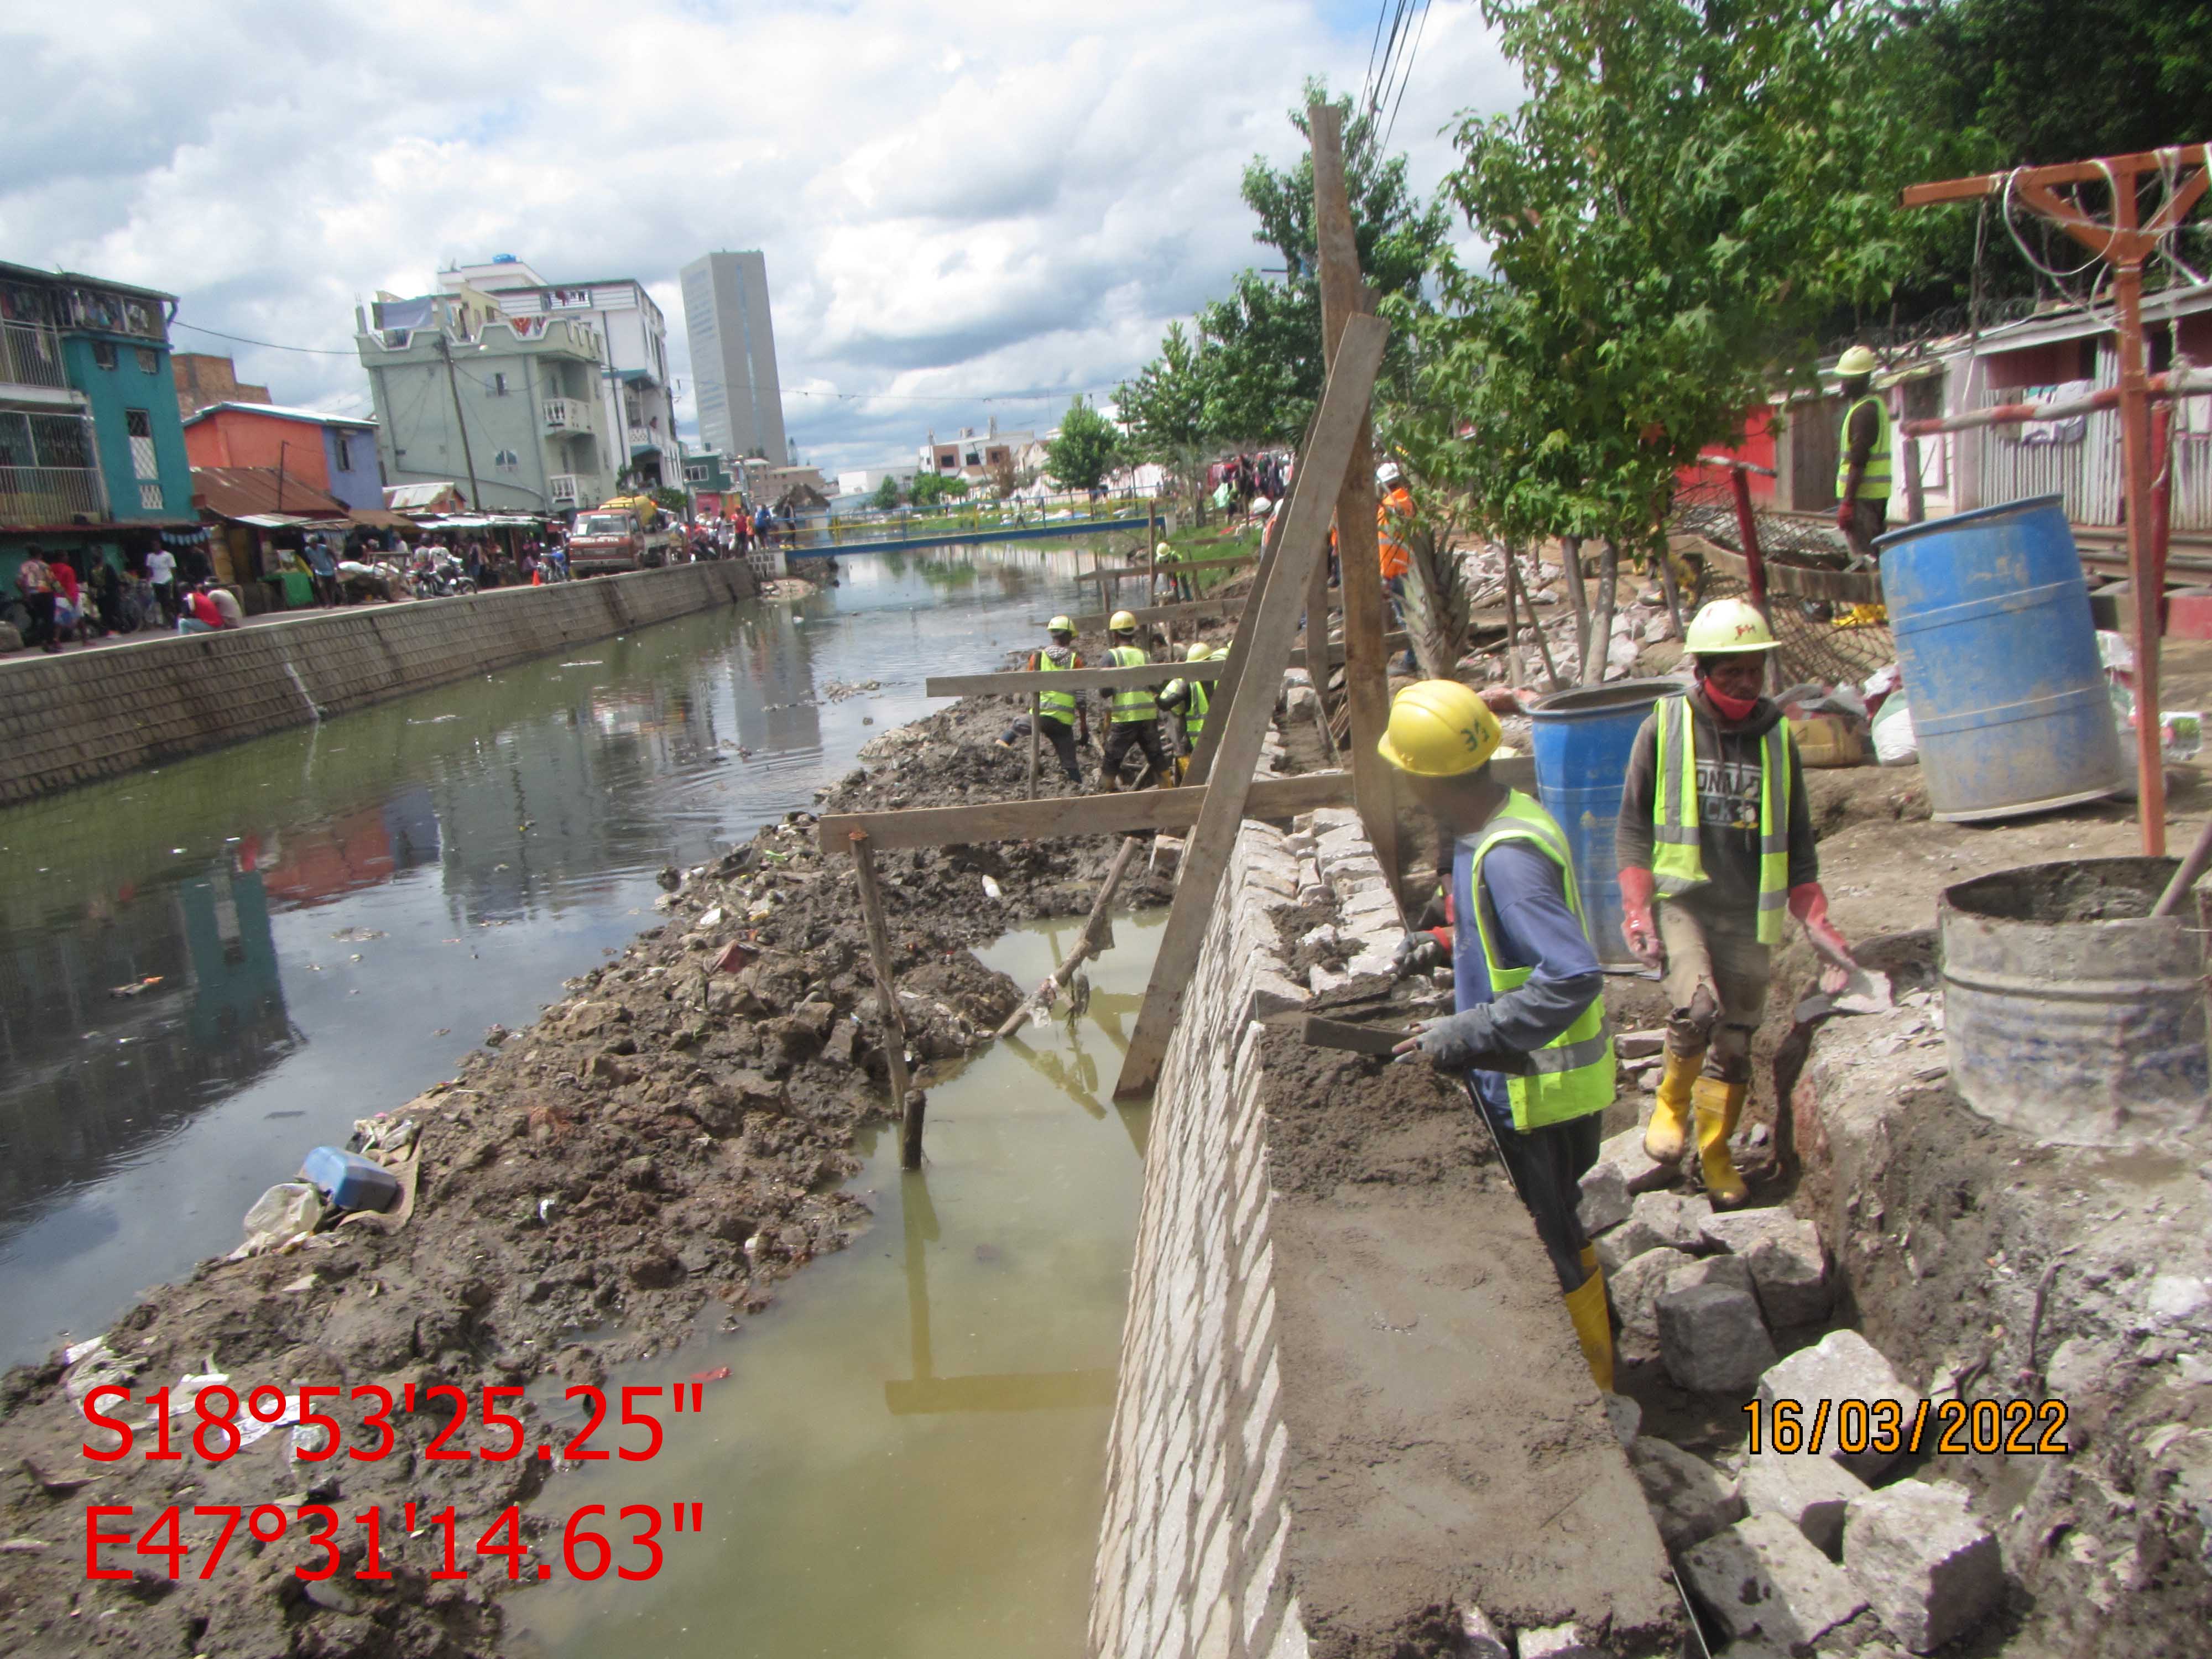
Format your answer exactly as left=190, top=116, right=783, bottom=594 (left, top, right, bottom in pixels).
left=171, top=319, right=357, bottom=356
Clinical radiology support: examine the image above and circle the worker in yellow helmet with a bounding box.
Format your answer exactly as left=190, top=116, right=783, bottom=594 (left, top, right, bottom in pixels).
left=995, top=615, right=1087, bottom=783
left=1833, top=345, right=1891, bottom=564
left=1155, top=640, right=1218, bottom=778
left=1154, top=539, right=1193, bottom=604
left=1096, top=609, right=1175, bottom=790
left=1615, top=598, right=1856, bottom=1208
left=1381, top=680, right=1618, bottom=1391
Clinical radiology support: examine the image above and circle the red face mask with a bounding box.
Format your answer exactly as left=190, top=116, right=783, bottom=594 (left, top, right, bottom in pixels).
left=1700, top=676, right=1760, bottom=723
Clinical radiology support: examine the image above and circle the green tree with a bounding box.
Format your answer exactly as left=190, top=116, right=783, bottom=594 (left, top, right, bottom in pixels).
left=1045, top=399, right=1123, bottom=493
left=872, top=474, right=902, bottom=511
left=1395, top=0, right=1948, bottom=566
left=1197, top=78, right=1452, bottom=443
left=1117, top=320, right=1216, bottom=518
left=910, top=471, right=968, bottom=508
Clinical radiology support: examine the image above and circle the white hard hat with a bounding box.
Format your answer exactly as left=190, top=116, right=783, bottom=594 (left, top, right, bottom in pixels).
left=1375, top=461, right=1403, bottom=487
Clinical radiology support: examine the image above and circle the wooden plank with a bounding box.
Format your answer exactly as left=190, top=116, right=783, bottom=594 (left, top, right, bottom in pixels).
left=1074, top=552, right=1259, bottom=582
left=848, top=832, right=922, bottom=1168
left=814, top=769, right=1354, bottom=853
left=924, top=661, right=1228, bottom=697
left=1115, top=312, right=1390, bottom=1099
left=1050, top=590, right=1335, bottom=632
left=1310, top=102, right=1401, bottom=916
left=1182, top=529, right=1280, bottom=786
left=1286, top=632, right=1406, bottom=670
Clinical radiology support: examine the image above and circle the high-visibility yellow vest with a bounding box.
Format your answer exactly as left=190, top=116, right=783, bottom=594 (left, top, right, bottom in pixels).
left=1650, top=696, right=1792, bottom=945
left=1836, top=394, right=1892, bottom=502
left=1034, top=650, right=1076, bottom=722
left=1107, top=645, right=1154, bottom=723
left=1462, top=791, right=1616, bottom=1132
left=1185, top=680, right=1209, bottom=737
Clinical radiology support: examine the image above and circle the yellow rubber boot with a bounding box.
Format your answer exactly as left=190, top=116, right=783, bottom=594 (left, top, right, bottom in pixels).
left=1694, top=1077, right=1750, bottom=1209
left=1644, top=1047, right=1705, bottom=1163
left=1579, top=1244, right=1599, bottom=1276
left=1564, top=1269, right=1615, bottom=1392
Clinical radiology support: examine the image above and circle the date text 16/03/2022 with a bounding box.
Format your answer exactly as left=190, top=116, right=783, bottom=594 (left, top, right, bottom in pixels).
left=87, top=1500, right=706, bottom=1584
left=79, top=1379, right=716, bottom=1464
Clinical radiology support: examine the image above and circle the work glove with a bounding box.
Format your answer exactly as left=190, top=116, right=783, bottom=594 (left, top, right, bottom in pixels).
left=1618, top=866, right=1663, bottom=970
left=1389, top=1006, right=1497, bottom=1071
left=1391, top=933, right=1448, bottom=979
left=1788, top=883, right=1858, bottom=989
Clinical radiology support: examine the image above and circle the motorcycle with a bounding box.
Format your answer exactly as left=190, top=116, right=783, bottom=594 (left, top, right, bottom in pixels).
left=410, top=555, right=478, bottom=599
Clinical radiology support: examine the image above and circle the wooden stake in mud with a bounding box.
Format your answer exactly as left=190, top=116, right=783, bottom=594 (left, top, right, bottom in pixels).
left=1183, top=528, right=1280, bottom=786
left=849, top=831, right=923, bottom=1167
left=1026, top=692, right=1041, bottom=800
left=1115, top=312, right=1390, bottom=1100
left=1306, top=529, right=1338, bottom=762
left=993, top=836, right=1141, bottom=1039
left=1309, top=101, right=1400, bottom=902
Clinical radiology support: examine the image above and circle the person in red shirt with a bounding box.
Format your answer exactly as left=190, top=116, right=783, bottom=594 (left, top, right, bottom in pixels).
left=180, top=583, right=227, bottom=633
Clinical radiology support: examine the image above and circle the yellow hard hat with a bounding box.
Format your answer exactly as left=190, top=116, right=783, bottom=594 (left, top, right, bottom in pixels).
left=1684, top=597, right=1780, bottom=654
left=1835, top=345, right=1878, bottom=378
left=1047, top=614, right=1073, bottom=634
left=1108, top=609, right=1137, bottom=633
left=1376, top=680, right=1501, bottom=777
left=1156, top=541, right=1172, bottom=557
left=1186, top=641, right=1215, bottom=662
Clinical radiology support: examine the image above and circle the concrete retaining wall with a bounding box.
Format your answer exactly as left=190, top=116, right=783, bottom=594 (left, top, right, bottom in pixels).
left=1091, top=809, right=1682, bottom=1659
left=0, top=562, right=757, bottom=805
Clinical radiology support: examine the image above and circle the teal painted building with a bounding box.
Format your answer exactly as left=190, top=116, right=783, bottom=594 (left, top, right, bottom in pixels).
left=1, top=261, right=201, bottom=597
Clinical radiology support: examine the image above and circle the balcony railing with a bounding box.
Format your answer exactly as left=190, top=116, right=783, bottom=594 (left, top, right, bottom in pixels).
left=0, top=465, right=111, bottom=525
left=542, top=397, right=593, bottom=432
left=549, top=473, right=583, bottom=506
left=1, top=321, right=68, bottom=390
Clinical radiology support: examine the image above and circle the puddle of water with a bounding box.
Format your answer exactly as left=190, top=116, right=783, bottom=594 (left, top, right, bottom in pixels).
left=510, top=912, right=1158, bottom=1659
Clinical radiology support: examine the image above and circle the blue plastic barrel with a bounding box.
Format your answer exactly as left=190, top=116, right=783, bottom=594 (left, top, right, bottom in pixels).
left=1529, top=678, right=1687, bottom=965
left=1874, top=494, right=2124, bottom=823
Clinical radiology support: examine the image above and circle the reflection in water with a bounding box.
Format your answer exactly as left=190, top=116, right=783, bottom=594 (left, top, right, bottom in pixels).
left=514, top=914, right=1160, bottom=1659
left=0, top=546, right=1097, bottom=1363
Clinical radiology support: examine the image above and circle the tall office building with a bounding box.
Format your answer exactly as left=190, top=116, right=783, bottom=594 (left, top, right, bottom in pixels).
left=680, top=251, right=787, bottom=464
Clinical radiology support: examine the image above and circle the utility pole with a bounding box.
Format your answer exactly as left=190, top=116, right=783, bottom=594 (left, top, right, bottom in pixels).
left=1903, top=144, right=2208, bottom=857
left=437, top=330, right=484, bottom=512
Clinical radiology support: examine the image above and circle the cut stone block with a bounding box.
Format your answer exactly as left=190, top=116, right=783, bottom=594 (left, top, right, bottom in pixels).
left=1607, top=1246, right=1696, bottom=1364
left=1757, top=1331, right=1924, bottom=1481
left=1667, top=1254, right=1755, bottom=1298
left=1657, top=1283, right=1778, bottom=1394
left=1630, top=1436, right=1747, bottom=1552
left=1243, top=971, right=1309, bottom=1023
left=1743, top=1217, right=1832, bottom=1328
left=1681, top=1513, right=1869, bottom=1648
left=1594, top=1214, right=1669, bottom=1277
left=1740, top=1447, right=1868, bottom=1557
left=1457, top=1606, right=1509, bottom=1659
left=1603, top=1391, right=1641, bottom=1450
left=1615, top=1028, right=1667, bottom=1060
left=1630, top=1189, right=1714, bottom=1253
left=1699, top=1207, right=1798, bottom=1255
left=1596, top=1124, right=1676, bottom=1194
left=1578, top=1162, right=1632, bottom=1235
left=1518, top=1622, right=1602, bottom=1659
left=1843, top=1478, right=2003, bottom=1653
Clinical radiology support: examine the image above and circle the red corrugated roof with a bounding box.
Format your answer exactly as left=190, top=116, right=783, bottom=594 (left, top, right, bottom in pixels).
left=191, top=466, right=348, bottom=520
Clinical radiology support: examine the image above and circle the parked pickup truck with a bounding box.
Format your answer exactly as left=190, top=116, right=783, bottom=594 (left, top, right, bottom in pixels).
left=568, top=500, right=676, bottom=576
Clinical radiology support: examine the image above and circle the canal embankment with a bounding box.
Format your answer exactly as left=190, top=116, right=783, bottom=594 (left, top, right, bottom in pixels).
left=0, top=561, right=757, bottom=806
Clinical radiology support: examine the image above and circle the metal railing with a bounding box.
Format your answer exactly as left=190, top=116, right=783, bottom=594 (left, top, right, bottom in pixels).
left=0, top=465, right=110, bottom=525
left=0, top=321, right=67, bottom=389
left=542, top=398, right=591, bottom=431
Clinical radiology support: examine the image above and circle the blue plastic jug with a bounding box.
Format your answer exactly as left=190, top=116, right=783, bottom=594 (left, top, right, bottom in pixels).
left=301, top=1146, right=401, bottom=1213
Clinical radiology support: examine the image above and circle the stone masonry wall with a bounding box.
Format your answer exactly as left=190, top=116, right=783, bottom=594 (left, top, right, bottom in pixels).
left=1088, top=809, right=1404, bottom=1659
left=0, top=562, right=755, bottom=805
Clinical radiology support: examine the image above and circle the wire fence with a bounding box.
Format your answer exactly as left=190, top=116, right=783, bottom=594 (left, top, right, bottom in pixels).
left=1671, top=475, right=1897, bottom=689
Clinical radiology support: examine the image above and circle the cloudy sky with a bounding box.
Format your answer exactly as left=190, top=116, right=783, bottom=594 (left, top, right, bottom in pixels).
left=4, top=0, right=1520, bottom=474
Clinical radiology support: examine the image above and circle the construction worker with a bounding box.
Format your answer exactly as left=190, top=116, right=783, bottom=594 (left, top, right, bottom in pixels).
left=1154, top=540, right=1192, bottom=603
left=1383, top=681, right=1618, bottom=1391
left=995, top=615, right=1088, bottom=782
left=1096, top=609, right=1175, bottom=791
left=1155, top=640, right=1217, bottom=776
left=1614, top=598, right=1856, bottom=1208
left=1833, top=345, right=1891, bottom=563
left=1376, top=460, right=1413, bottom=613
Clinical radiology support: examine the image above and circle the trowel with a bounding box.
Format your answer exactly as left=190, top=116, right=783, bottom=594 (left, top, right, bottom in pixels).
left=1288, top=1014, right=1533, bottom=1073
left=1794, top=958, right=1893, bottom=1022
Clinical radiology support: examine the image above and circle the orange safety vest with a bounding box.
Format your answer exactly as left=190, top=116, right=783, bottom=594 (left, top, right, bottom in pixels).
left=1377, top=486, right=1413, bottom=580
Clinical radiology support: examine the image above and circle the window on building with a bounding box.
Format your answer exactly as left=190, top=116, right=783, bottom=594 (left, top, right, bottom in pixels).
left=92, top=340, right=117, bottom=370
left=492, top=372, right=509, bottom=396
left=124, top=407, right=160, bottom=508
left=493, top=448, right=520, bottom=472
left=136, top=347, right=159, bottom=374
left=964, top=451, right=980, bottom=467
left=332, top=433, right=352, bottom=471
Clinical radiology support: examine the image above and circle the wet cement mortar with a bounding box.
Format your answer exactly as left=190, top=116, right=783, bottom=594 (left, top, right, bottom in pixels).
left=0, top=665, right=1213, bottom=1659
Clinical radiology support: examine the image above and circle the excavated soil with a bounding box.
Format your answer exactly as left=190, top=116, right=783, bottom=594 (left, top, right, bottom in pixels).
left=1255, top=1031, right=1684, bottom=1658
left=0, top=680, right=1213, bottom=1658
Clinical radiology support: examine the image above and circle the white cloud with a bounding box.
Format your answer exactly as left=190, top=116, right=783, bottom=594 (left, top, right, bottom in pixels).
left=0, top=0, right=1520, bottom=472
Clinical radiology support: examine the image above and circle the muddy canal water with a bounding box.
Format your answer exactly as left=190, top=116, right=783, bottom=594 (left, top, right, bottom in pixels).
left=512, top=915, right=1157, bottom=1659
left=0, top=548, right=1110, bottom=1367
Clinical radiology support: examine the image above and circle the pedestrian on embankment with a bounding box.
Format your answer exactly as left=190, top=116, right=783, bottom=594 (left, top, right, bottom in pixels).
left=144, top=542, right=177, bottom=624
left=15, top=546, right=61, bottom=652
left=1614, top=598, right=1863, bottom=1208
left=1383, top=679, right=1619, bottom=1390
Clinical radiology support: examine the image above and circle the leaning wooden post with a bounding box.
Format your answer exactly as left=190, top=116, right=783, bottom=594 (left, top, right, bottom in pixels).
left=1026, top=691, right=1041, bottom=800
left=1310, top=101, right=1400, bottom=906
left=849, top=831, right=922, bottom=1167
left=993, top=836, right=1141, bottom=1039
